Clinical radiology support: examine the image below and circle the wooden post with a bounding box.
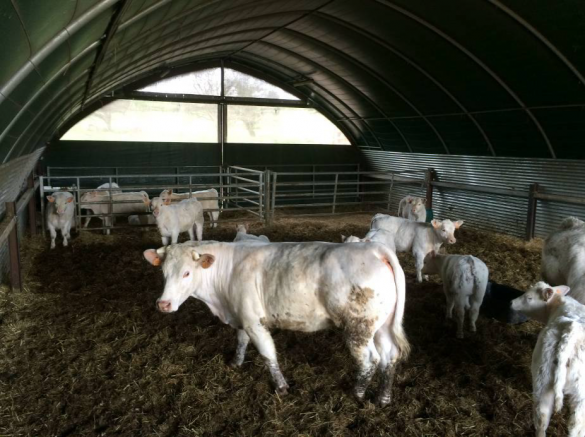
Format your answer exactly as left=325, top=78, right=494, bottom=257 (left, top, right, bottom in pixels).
left=526, top=183, right=539, bottom=241
left=425, top=168, right=435, bottom=222
left=7, top=202, right=22, bottom=292
left=27, top=174, right=37, bottom=235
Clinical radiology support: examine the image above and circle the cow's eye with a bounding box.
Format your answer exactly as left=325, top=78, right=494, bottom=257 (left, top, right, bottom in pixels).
left=183, top=271, right=190, bottom=278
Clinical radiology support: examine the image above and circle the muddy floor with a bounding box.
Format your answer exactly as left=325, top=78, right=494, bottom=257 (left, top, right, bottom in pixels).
left=0, top=213, right=560, bottom=436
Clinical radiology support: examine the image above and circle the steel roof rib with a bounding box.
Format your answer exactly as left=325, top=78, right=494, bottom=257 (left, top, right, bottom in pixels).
left=374, top=0, right=556, bottom=159
left=314, top=12, right=495, bottom=156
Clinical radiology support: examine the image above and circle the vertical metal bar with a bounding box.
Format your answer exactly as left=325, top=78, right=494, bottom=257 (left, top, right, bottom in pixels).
left=115, top=167, right=119, bottom=184
left=264, top=170, right=271, bottom=225
left=219, top=166, right=224, bottom=211
left=424, top=168, right=435, bottom=221
left=271, top=172, right=278, bottom=222
left=332, top=174, right=339, bottom=214
left=7, top=202, right=22, bottom=292
left=175, top=167, right=180, bottom=186
left=27, top=174, right=37, bottom=235
left=40, top=176, right=46, bottom=237
left=258, top=173, right=264, bottom=220
left=47, top=167, right=52, bottom=187
left=387, top=174, right=394, bottom=212
left=108, top=176, right=113, bottom=233
left=526, top=183, right=539, bottom=241
left=76, top=177, right=82, bottom=233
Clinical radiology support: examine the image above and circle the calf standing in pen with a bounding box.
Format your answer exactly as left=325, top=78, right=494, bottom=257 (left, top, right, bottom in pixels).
left=542, top=216, right=585, bottom=304
left=46, top=191, right=75, bottom=249
left=369, top=214, right=464, bottom=282
left=398, top=195, right=426, bottom=222
left=233, top=224, right=270, bottom=243
left=422, top=251, right=489, bottom=338
left=153, top=197, right=205, bottom=245
left=143, top=240, right=409, bottom=406
left=81, top=190, right=150, bottom=234
left=160, top=189, right=220, bottom=228
left=511, top=282, right=585, bottom=437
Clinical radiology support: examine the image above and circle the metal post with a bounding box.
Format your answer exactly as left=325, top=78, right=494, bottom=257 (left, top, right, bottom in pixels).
left=40, top=176, right=46, bottom=237
left=27, top=174, right=37, bottom=235
left=108, top=176, right=113, bottom=234
left=115, top=167, right=119, bottom=184
left=264, top=170, right=271, bottom=225
left=75, top=177, right=82, bottom=233
left=526, top=183, right=539, bottom=241
left=258, top=173, right=264, bottom=220
left=271, top=172, right=278, bottom=222
left=425, top=168, right=435, bottom=210
left=332, top=174, right=339, bottom=214
left=7, top=202, right=22, bottom=292
left=219, top=166, right=224, bottom=210
left=175, top=167, right=180, bottom=186
left=47, top=167, right=52, bottom=188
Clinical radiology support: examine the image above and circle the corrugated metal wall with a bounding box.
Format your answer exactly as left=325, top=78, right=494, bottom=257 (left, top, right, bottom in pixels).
left=362, top=150, right=585, bottom=239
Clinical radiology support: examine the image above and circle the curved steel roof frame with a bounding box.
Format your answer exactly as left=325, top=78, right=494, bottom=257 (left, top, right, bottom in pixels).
left=314, top=12, right=495, bottom=156
left=374, top=0, right=556, bottom=158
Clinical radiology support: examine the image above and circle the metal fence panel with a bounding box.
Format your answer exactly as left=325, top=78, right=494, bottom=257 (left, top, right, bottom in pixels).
left=362, top=150, right=585, bottom=238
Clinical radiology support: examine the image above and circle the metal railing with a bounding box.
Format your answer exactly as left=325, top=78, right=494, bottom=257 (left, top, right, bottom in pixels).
left=39, top=167, right=265, bottom=235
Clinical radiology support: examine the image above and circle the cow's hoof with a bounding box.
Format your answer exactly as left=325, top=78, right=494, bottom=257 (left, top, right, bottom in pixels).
left=276, top=385, right=289, bottom=396
left=375, top=395, right=391, bottom=407
left=229, top=360, right=243, bottom=369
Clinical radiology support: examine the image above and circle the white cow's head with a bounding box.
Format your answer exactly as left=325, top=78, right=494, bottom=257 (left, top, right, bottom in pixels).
left=411, top=198, right=426, bottom=214
left=431, top=219, right=463, bottom=244
left=47, top=193, right=73, bottom=214
left=150, top=196, right=170, bottom=216
left=144, top=245, right=215, bottom=313
left=511, top=281, right=570, bottom=324
left=159, top=189, right=173, bottom=203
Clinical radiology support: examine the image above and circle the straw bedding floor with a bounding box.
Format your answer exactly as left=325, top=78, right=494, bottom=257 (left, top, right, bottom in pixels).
left=0, top=214, right=560, bottom=436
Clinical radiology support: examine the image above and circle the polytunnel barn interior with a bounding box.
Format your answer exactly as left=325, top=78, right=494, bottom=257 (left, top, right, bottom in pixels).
left=1, top=0, right=585, bottom=435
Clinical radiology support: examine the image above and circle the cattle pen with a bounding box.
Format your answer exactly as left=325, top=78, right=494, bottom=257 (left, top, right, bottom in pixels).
left=2, top=1, right=585, bottom=435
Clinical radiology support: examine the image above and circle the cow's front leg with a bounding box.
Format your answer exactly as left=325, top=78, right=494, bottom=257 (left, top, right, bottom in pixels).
left=245, top=324, right=289, bottom=394
left=230, top=329, right=250, bottom=367
left=414, top=251, right=425, bottom=283
left=48, top=223, right=57, bottom=249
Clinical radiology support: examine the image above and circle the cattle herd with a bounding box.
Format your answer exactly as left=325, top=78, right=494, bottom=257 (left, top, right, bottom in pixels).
left=45, top=188, right=585, bottom=436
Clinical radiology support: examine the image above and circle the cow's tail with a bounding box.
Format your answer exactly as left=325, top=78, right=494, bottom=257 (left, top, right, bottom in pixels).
left=376, top=245, right=410, bottom=361
left=397, top=200, right=404, bottom=217
left=553, top=321, right=581, bottom=413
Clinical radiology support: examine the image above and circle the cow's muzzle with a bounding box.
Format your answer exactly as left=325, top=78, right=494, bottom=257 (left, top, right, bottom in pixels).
left=157, top=299, right=172, bottom=313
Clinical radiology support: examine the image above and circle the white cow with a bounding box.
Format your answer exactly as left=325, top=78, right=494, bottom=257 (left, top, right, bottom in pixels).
left=341, top=235, right=366, bottom=243
left=511, top=282, right=585, bottom=437
left=143, top=240, right=409, bottom=406
left=542, top=217, right=585, bottom=304
left=422, top=252, right=489, bottom=338
left=46, top=191, right=75, bottom=249
left=153, top=197, right=205, bottom=245
left=233, top=224, right=270, bottom=243
left=160, top=189, right=220, bottom=228
left=81, top=190, right=150, bottom=234
left=80, top=182, right=122, bottom=228
left=398, top=195, right=425, bottom=220
left=370, top=214, right=464, bottom=282
left=408, top=198, right=427, bottom=222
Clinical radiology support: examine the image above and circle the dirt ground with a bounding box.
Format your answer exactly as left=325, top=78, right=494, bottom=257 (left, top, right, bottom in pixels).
left=0, top=213, right=562, bottom=436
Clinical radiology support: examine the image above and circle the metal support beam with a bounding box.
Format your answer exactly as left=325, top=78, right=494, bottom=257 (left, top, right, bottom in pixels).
left=526, top=183, right=539, bottom=241
left=7, top=202, right=22, bottom=292
left=425, top=168, right=435, bottom=212
left=81, top=0, right=131, bottom=109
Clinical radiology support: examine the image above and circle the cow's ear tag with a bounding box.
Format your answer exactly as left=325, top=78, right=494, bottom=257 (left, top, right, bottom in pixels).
left=200, top=254, right=215, bottom=269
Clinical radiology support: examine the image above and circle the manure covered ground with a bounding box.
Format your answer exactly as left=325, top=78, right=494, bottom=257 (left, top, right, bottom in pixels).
left=0, top=213, right=562, bottom=436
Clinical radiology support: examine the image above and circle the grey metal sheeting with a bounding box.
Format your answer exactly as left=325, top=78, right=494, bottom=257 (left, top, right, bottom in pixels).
left=362, top=150, right=585, bottom=239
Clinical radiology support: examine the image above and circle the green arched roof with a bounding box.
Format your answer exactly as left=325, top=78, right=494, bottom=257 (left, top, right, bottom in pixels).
left=1, top=0, right=584, bottom=164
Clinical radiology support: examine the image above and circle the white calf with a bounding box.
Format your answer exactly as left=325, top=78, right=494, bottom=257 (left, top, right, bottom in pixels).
left=511, top=282, right=585, bottom=437
left=422, top=252, right=489, bottom=338
left=143, top=240, right=409, bottom=406
left=370, top=214, right=464, bottom=282
left=542, top=217, right=585, bottom=304
left=160, top=189, right=220, bottom=228
left=154, top=197, right=205, bottom=245
left=46, top=192, right=75, bottom=249
left=80, top=183, right=121, bottom=228
left=233, top=224, right=270, bottom=243
left=408, top=198, right=426, bottom=222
